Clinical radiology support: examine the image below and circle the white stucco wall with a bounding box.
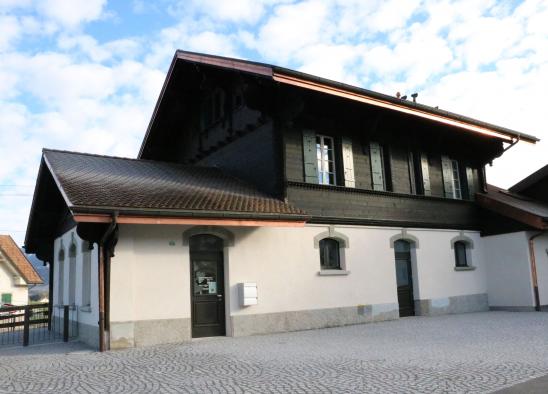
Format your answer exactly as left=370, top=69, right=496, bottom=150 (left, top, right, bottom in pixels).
left=0, top=261, right=29, bottom=305
left=109, top=224, right=487, bottom=326
left=532, top=232, right=548, bottom=306
left=484, top=231, right=534, bottom=308
left=53, top=229, right=99, bottom=327
left=110, top=225, right=191, bottom=323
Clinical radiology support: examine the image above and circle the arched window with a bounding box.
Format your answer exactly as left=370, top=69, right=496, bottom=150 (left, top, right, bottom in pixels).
left=68, top=242, right=77, bottom=306
left=81, top=241, right=92, bottom=308
left=319, top=238, right=341, bottom=270
left=57, top=248, right=65, bottom=305
left=189, top=234, right=224, bottom=252
left=454, top=241, right=468, bottom=267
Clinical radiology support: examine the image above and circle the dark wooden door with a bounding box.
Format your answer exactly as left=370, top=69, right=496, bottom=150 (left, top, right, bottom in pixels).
left=191, top=250, right=226, bottom=338
left=394, top=241, right=415, bottom=317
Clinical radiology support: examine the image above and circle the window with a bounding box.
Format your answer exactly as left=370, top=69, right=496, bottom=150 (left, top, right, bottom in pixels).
left=319, top=238, right=341, bottom=270
left=58, top=249, right=65, bottom=305
left=1, top=293, right=12, bottom=305
left=451, top=160, right=462, bottom=199
left=454, top=241, right=468, bottom=267
left=81, top=243, right=92, bottom=308
left=316, top=135, right=336, bottom=185
left=68, top=243, right=76, bottom=306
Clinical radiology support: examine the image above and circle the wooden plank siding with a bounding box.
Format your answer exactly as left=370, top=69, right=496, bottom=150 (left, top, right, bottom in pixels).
left=198, top=122, right=282, bottom=197
left=353, top=139, right=372, bottom=190
left=286, top=183, right=480, bottom=228
left=389, top=145, right=412, bottom=194
left=427, top=154, right=445, bottom=198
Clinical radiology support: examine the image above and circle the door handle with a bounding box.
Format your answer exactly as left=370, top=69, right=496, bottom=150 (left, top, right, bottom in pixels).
left=217, top=294, right=223, bottom=299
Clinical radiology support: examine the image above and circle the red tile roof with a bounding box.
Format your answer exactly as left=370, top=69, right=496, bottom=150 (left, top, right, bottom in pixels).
left=0, top=235, right=43, bottom=284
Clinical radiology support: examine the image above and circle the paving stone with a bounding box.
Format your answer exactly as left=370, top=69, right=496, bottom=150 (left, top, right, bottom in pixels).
left=0, top=312, right=547, bottom=393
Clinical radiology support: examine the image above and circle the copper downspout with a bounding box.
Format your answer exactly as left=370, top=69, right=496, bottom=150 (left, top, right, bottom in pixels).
left=98, top=213, right=118, bottom=352
left=528, top=232, right=544, bottom=312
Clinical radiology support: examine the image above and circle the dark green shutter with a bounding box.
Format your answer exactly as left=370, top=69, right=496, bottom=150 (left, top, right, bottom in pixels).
left=370, top=142, right=384, bottom=191
left=302, top=130, right=318, bottom=183
left=420, top=153, right=431, bottom=196
left=341, top=137, right=355, bottom=188
left=466, top=167, right=476, bottom=200
left=441, top=155, right=454, bottom=198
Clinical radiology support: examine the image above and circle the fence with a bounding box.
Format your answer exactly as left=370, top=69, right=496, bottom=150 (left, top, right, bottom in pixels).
left=0, top=303, right=78, bottom=347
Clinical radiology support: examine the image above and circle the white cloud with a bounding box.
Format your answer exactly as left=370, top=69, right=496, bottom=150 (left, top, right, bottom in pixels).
left=255, top=0, right=330, bottom=62
left=35, top=0, right=107, bottom=28
left=0, top=15, right=21, bottom=51
left=190, top=0, right=266, bottom=24
left=296, top=43, right=365, bottom=85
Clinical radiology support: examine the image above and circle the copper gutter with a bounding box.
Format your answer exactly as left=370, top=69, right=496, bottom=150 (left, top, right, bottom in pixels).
left=73, top=214, right=306, bottom=227
left=273, top=72, right=519, bottom=142
left=528, top=231, right=544, bottom=311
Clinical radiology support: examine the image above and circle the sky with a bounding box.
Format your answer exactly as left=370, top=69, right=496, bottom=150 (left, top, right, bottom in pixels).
left=0, top=0, right=547, bottom=245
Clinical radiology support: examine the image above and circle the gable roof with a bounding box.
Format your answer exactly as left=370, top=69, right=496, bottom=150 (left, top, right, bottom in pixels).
left=42, top=149, right=306, bottom=219
left=476, top=185, right=548, bottom=230
left=0, top=235, right=43, bottom=284
left=139, top=50, right=538, bottom=158
left=510, top=164, right=548, bottom=194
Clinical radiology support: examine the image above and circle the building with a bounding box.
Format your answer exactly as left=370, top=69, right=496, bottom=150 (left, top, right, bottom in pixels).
left=478, top=167, right=548, bottom=312
left=25, top=51, right=542, bottom=351
left=0, top=235, right=43, bottom=306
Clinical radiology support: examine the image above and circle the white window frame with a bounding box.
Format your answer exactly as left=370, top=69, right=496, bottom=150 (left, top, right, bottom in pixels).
left=316, top=135, right=337, bottom=185
left=451, top=159, right=462, bottom=199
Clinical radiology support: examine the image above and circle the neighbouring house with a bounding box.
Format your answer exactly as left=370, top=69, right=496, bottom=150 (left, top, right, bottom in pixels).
left=24, top=51, right=542, bottom=351
left=0, top=235, right=43, bottom=306
left=477, top=167, right=548, bottom=312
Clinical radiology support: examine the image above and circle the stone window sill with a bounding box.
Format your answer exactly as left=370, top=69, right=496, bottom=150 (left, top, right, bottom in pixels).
left=318, top=270, right=350, bottom=276
left=454, top=266, right=476, bottom=271
left=80, top=305, right=92, bottom=313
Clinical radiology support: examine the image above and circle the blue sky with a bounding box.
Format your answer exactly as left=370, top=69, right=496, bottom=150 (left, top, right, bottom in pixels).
left=1, top=0, right=547, bottom=244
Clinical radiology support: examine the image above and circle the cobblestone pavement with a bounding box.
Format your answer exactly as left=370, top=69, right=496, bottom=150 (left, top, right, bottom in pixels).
left=1, top=312, right=547, bottom=393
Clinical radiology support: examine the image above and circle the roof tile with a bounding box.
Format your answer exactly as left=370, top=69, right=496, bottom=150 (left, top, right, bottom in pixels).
left=44, top=149, right=306, bottom=218
left=0, top=235, right=43, bottom=284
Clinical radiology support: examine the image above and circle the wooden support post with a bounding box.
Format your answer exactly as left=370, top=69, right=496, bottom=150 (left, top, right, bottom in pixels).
left=98, top=246, right=105, bottom=352
left=48, top=261, right=54, bottom=331
left=23, top=306, right=30, bottom=347
left=63, top=305, right=69, bottom=342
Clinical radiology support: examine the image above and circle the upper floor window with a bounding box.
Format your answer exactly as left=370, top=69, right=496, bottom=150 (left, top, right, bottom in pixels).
left=454, top=241, right=468, bottom=267
left=316, top=135, right=336, bottom=185
left=319, top=238, right=341, bottom=270
left=441, top=156, right=463, bottom=200
left=451, top=160, right=462, bottom=199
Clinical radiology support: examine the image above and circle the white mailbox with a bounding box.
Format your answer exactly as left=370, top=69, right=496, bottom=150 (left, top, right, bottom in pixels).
left=239, top=282, right=258, bottom=306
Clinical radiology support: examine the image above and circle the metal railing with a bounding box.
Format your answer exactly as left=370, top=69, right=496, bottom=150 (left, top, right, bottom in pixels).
left=0, top=303, right=78, bottom=347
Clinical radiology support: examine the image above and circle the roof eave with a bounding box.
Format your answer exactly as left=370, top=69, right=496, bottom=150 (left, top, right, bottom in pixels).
left=155, top=50, right=538, bottom=145
left=70, top=205, right=309, bottom=225
left=272, top=68, right=539, bottom=144
left=137, top=52, right=181, bottom=159
left=476, top=192, right=547, bottom=230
